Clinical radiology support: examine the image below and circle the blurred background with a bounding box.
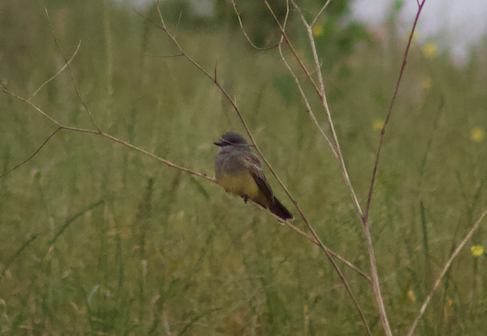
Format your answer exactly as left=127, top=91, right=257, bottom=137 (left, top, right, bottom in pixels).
left=1, top=0, right=486, bottom=335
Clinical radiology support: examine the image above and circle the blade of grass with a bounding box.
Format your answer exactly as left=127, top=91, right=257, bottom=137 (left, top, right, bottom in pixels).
left=49, top=199, right=105, bottom=245
left=0, top=233, right=39, bottom=282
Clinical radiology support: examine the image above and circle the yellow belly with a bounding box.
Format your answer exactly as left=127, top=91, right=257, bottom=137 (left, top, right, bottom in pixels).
left=217, top=172, right=260, bottom=198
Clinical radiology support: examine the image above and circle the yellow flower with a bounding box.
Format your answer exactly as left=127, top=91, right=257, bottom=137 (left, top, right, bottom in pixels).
left=422, top=77, right=432, bottom=89
left=373, top=119, right=384, bottom=130
left=471, top=245, right=484, bottom=257
left=423, top=43, right=437, bottom=59
left=471, top=127, right=485, bottom=142
left=312, top=24, right=323, bottom=37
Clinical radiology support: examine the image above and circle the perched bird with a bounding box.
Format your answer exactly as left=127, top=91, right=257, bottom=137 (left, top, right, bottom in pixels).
left=214, top=132, right=293, bottom=220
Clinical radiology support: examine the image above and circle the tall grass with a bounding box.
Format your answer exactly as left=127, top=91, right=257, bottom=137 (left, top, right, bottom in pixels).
left=1, top=0, right=486, bottom=335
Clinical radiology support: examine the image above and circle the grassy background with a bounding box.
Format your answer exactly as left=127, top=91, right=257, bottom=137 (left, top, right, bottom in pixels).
left=1, top=0, right=487, bottom=335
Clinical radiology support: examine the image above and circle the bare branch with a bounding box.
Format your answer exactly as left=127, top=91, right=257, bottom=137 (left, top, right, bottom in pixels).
left=29, top=41, right=81, bottom=101
left=0, top=87, right=214, bottom=183
left=45, top=9, right=102, bottom=133
left=407, top=210, right=487, bottom=336
left=0, top=128, right=62, bottom=178
left=231, top=0, right=279, bottom=51
left=1, top=86, right=64, bottom=127
left=365, top=0, right=427, bottom=219
left=311, top=0, right=332, bottom=27
left=277, top=42, right=336, bottom=157
left=289, top=0, right=363, bottom=220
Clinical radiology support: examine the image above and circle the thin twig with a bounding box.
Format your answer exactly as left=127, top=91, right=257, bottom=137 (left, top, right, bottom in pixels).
left=289, top=0, right=363, bottom=222
left=29, top=41, right=82, bottom=101
left=291, top=1, right=387, bottom=331
left=0, top=127, right=62, bottom=179
left=362, top=2, right=427, bottom=328
left=45, top=9, right=102, bottom=133
left=231, top=1, right=279, bottom=51
left=251, top=201, right=370, bottom=282
left=273, top=0, right=370, bottom=330
left=1, top=85, right=63, bottom=126
left=263, top=2, right=371, bottom=333
left=280, top=1, right=428, bottom=334
left=262, top=1, right=321, bottom=96
left=277, top=42, right=336, bottom=157
left=365, top=0, right=427, bottom=219
left=0, top=87, right=214, bottom=183
left=407, top=210, right=487, bottom=336
left=311, top=0, right=332, bottom=27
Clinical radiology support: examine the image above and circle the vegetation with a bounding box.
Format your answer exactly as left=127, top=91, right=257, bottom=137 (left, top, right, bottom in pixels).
left=1, top=0, right=486, bottom=335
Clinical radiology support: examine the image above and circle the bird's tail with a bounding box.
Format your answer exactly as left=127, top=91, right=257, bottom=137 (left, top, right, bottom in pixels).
left=270, top=197, right=293, bottom=220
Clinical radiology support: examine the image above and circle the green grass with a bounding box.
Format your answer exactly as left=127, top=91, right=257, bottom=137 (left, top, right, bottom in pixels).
left=1, top=0, right=487, bottom=335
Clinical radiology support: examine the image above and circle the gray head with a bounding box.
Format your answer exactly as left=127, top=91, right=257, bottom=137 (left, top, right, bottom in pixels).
left=214, top=132, right=249, bottom=147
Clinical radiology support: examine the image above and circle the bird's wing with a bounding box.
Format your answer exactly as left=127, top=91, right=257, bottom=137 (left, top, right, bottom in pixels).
left=245, top=153, right=274, bottom=202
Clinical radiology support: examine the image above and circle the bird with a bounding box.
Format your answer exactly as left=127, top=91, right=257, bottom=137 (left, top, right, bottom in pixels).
left=214, top=131, right=293, bottom=220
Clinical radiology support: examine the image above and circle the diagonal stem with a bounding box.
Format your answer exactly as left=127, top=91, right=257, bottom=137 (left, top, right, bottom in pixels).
left=407, top=210, right=487, bottom=336
left=365, top=0, right=427, bottom=220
